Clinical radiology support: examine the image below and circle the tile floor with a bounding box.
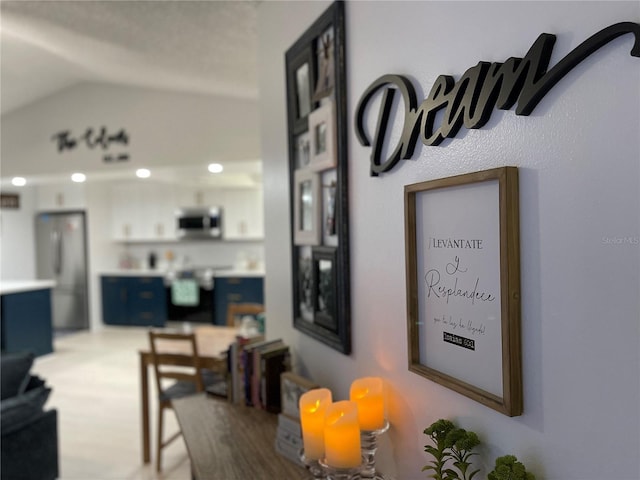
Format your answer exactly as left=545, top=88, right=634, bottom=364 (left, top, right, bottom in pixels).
left=33, top=326, right=192, bottom=480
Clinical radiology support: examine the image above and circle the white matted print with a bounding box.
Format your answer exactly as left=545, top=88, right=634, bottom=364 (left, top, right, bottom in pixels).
left=296, top=132, right=311, bottom=169
left=308, top=102, right=337, bottom=172
left=280, top=372, right=320, bottom=420
left=322, top=169, right=338, bottom=247
left=294, top=168, right=322, bottom=245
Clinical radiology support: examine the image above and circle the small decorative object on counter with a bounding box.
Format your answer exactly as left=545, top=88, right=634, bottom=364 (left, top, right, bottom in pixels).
left=165, top=249, right=174, bottom=266
left=148, top=251, right=157, bottom=269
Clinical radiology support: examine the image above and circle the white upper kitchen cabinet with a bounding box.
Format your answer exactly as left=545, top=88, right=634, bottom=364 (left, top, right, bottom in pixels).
left=219, top=188, right=264, bottom=240
left=176, top=185, right=265, bottom=240
left=139, top=183, right=176, bottom=240
left=36, top=182, right=86, bottom=211
left=110, top=182, right=263, bottom=242
left=110, top=182, right=176, bottom=241
left=110, top=184, right=142, bottom=240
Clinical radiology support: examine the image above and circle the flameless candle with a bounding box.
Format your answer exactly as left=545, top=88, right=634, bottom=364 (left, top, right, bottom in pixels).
left=299, top=388, right=332, bottom=460
left=324, top=400, right=362, bottom=468
left=350, top=376, right=385, bottom=431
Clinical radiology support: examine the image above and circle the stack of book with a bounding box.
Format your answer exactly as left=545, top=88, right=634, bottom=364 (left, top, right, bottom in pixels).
left=275, top=411, right=304, bottom=467
left=228, top=337, right=290, bottom=412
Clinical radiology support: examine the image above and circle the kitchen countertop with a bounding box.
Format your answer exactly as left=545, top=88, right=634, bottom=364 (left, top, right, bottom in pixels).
left=100, top=269, right=169, bottom=277
left=0, top=280, right=56, bottom=295
left=100, top=267, right=265, bottom=278
left=213, top=269, right=264, bottom=277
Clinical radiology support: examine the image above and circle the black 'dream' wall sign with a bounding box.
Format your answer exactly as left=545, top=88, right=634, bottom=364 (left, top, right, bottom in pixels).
left=355, top=22, right=640, bottom=176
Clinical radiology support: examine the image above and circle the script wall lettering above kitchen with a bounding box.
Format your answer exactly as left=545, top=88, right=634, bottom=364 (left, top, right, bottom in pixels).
left=51, top=127, right=130, bottom=163
left=355, top=22, right=640, bottom=176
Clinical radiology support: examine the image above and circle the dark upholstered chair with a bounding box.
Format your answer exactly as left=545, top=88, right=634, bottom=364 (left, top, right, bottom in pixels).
left=1, top=352, right=59, bottom=480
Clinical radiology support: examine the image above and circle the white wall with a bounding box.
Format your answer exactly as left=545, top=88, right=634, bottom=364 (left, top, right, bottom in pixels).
left=258, top=2, right=640, bottom=479
left=84, top=182, right=121, bottom=331
left=1, top=82, right=260, bottom=177
left=0, top=186, right=37, bottom=279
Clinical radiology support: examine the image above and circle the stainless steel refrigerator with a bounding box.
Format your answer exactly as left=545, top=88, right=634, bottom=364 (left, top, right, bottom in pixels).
left=35, top=211, right=89, bottom=330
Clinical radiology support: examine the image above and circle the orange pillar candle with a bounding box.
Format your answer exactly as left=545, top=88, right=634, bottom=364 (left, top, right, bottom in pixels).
left=350, top=376, right=385, bottom=430
left=324, top=400, right=362, bottom=468
left=299, top=388, right=332, bottom=460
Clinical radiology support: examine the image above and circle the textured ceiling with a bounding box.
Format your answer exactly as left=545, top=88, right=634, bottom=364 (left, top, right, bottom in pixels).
left=0, top=0, right=259, bottom=115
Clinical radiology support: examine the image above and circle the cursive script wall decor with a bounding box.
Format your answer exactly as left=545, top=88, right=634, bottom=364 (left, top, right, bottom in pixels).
left=355, top=22, right=640, bottom=176
left=51, top=126, right=130, bottom=163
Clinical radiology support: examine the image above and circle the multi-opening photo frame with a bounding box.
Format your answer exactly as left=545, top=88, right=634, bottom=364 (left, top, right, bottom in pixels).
left=286, top=1, right=350, bottom=354
left=404, top=167, right=522, bottom=416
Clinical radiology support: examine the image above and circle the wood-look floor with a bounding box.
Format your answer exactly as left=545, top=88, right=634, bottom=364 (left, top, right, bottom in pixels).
left=33, top=326, right=192, bottom=480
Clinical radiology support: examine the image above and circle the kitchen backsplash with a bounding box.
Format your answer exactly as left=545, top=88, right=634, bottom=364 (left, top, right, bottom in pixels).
left=118, top=241, right=264, bottom=272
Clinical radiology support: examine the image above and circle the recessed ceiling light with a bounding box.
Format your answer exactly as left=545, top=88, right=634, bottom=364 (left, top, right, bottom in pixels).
left=136, top=168, right=151, bottom=178
left=71, top=173, right=86, bottom=183
left=11, top=177, right=26, bottom=186
left=208, top=163, right=224, bottom=174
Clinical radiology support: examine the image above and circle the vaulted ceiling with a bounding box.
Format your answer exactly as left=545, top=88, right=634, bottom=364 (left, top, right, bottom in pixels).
left=1, top=0, right=260, bottom=116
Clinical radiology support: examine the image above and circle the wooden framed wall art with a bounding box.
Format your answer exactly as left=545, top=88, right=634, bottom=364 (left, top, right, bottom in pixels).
left=286, top=1, right=350, bottom=354
left=405, top=167, right=522, bottom=416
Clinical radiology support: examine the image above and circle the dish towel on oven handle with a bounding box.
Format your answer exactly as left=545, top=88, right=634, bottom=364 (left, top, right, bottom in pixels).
left=171, top=278, right=199, bottom=306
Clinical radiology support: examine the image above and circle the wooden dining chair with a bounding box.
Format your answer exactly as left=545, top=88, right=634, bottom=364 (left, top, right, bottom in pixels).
left=226, top=302, right=264, bottom=327
left=148, top=330, right=205, bottom=473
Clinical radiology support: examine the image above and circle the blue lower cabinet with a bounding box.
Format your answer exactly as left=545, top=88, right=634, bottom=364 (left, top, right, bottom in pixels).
left=101, top=276, right=166, bottom=327
left=129, top=277, right=166, bottom=327
left=101, top=277, right=129, bottom=325
left=1, top=289, right=54, bottom=357
left=214, top=276, right=264, bottom=325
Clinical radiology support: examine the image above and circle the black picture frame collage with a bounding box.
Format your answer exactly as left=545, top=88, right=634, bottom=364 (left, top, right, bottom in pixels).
left=285, top=2, right=350, bottom=354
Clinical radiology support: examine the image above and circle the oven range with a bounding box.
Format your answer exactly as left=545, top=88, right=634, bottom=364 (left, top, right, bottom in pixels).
left=164, top=267, right=231, bottom=324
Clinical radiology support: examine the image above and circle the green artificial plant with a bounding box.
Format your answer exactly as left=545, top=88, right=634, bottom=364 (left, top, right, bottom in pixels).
left=487, top=455, right=536, bottom=480
left=422, top=420, right=481, bottom=480
left=445, top=428, right=481, bottom=480
left=422, top=419, right=456, bottom=480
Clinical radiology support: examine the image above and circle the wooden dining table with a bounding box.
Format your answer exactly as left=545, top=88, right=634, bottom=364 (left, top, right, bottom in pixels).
left=139, top=325, right=240, bottom=464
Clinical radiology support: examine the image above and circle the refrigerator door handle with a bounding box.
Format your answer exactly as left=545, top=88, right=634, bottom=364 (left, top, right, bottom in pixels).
left=52, top=230, right=62, bottom=275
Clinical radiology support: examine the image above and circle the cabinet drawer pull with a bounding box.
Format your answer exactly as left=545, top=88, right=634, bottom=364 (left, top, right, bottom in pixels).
left=140, top=292, right=154, bottom=299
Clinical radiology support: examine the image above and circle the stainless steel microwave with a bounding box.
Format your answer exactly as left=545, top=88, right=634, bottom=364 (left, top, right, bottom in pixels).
left=176, top=207, right=222, bottom=239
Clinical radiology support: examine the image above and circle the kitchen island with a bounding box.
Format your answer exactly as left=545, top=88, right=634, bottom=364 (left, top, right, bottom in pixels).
left=1, top=280, right=56, bottom=356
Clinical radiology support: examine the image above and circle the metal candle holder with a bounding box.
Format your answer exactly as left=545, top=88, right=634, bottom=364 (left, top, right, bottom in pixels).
left=299, top=421, right=390, bottom=480
left=359, top=420, right=390, bottom=479
left=299, top=449, right=326, bottom=480
left=318, top=457, right=363, bottom=480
